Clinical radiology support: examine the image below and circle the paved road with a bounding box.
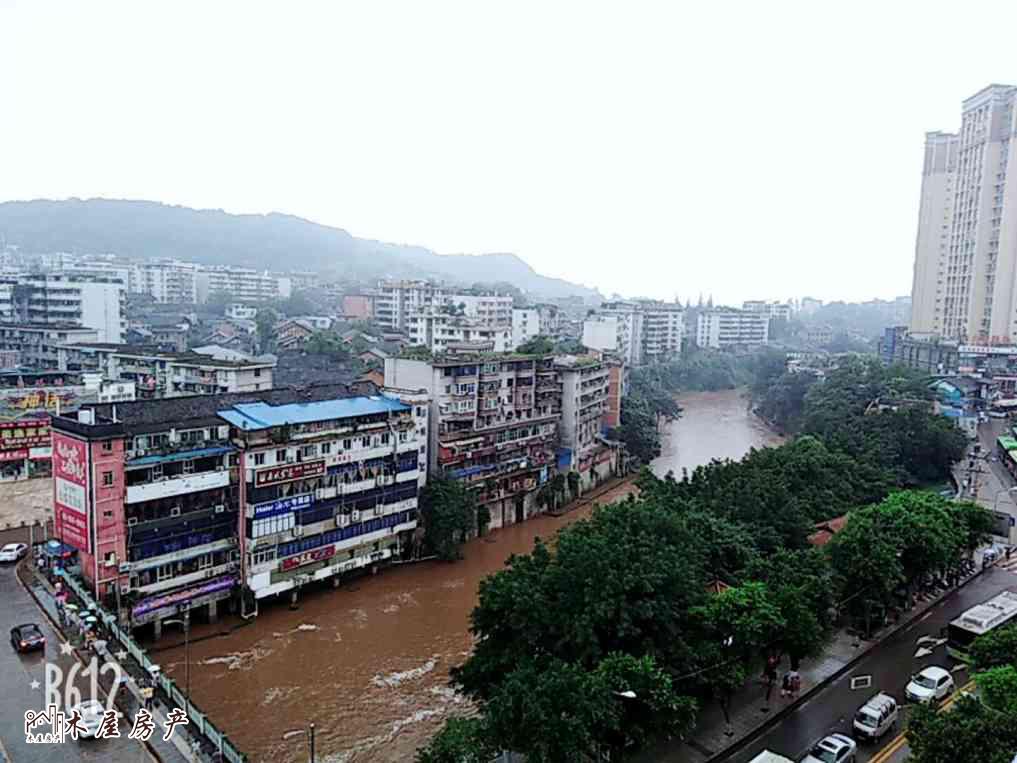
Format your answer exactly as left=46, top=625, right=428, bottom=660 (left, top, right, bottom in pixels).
left=721, top=565, right=1017, bottom=763
left=0, top=563, right=149, bottom=762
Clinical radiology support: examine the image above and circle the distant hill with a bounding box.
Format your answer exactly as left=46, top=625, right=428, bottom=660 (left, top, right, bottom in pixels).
left=0, top=198, right=600, bottom=300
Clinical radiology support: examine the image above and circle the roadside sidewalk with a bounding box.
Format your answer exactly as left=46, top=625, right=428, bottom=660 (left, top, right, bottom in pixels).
left=18, top=562, right=199, bottom=763
left=653, top=555, right=992, bottom=763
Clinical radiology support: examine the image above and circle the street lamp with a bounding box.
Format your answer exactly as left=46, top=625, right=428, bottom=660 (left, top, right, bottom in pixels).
left=281, top=723, right=315, bottom=763
left=163, top=610, right=191, bottom=701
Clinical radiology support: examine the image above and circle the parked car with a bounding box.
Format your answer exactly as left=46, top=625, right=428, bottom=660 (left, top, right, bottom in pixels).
left=801, top=733, right=857, bottom=763
left=853, top=692, right=898, bottom=741
left=750, top=752, right=795, bottom=763
left=0, top=543, right=28, bottom=563
left=10, top=623, right=46, bottom=653
left=69, top=700, right=109, bottom=739
left=906, top=665, right=955, bottom=703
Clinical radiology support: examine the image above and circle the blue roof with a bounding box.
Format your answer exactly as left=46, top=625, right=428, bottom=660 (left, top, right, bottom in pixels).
left=217, top=396, right=409, bottom=431
left=127, top=445, right=235, bottom=468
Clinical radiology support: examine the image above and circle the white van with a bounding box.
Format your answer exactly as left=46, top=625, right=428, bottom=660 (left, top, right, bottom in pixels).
left=852, top=692, right=898, bottom=741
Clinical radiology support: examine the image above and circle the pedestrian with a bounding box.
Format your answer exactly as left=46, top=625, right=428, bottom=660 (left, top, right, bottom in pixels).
left=141, top=679, right=155, bottom=711
left=781, top=670, right=792, bottom=698
left=789, top=669, right=801, bottom=698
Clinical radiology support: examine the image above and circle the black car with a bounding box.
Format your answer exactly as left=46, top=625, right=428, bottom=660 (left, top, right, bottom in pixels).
left=10, top=623, right=46, bottom=653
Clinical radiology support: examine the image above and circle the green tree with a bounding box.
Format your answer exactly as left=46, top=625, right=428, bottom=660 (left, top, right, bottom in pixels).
left=908, top=693, right=1017, bottom=763
left=516, top=336, right=555, bottom=354
left=255, top=307, right=279, bottom=352
left=419, top=479, right=482, bottom=561
left=970, top=623, right=1017, bottom=671
left=977, top=665, right=1017, bottom=716
left=416, top=717, right=495, bottom=763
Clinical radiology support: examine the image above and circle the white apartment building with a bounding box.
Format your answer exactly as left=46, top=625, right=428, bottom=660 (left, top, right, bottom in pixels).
left=373, top=280, right=453, bottom=332
left=0, top=324, right=100, bottom=368
left=130, top=260, right=199, bottom=303
left=457, top=294, right=513, bottom=327
left=742, top=300, right=794, bottom=322
left=556, top=356, right=610, bottom=462
left=15, top=273, right=126, bottom=343
left=696, top=309, right=769, bottom=349
left=0, top=278, right=15, bottom=320
left=226, top=303, right=258, bottom=320
left=536, top=304, right=562, bottom=337
left=582, top=300, right=684, bottom=365
left=196, top=267, right=292, bottom=304
left=910, top=84, right=1017, bottom=342
left=407, top=309, right=512, bottom=353
left=512, top=308, right=540, bottom=348
left=910, top=131, right=959, bottom=337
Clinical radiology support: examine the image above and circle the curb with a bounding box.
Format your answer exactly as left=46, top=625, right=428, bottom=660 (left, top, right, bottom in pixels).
left=15, top=559, right=165, bottom=763
left=700, top=565, right=991, bottom=763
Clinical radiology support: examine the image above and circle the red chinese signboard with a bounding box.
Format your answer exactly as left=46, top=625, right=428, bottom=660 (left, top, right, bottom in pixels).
left=53, top=433, right=90, bottom=553
left=254, top=459, right=325, bottom=487
left=280, top=544, right=336, bottom=572
left=0, top=418, right=51, bottom=451
left=0, top=449, right=28, bottom=461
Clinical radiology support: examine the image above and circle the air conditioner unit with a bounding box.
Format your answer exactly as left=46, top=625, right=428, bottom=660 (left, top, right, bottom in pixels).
left=118, top=562, right=131, bottom=573
left=335, top=514, right=348, bottom=528
left=291, top=526, right=304, bottom=538
left=214, top=504, right=225, bottom=514
left=170, top=507, right=181, bottom=517
left=127, top=517, right=138, bottom=527
left=351, top=510, right=361, bottom=522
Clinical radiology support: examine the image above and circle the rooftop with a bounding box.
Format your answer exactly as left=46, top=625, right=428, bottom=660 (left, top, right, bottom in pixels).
left=0, top=322, right=97, bottom=331
left=55, top=381, right=377, bottom=435
left=218, top=396, right=409, bottom=431
left=61, top=343, right=275, bottom=368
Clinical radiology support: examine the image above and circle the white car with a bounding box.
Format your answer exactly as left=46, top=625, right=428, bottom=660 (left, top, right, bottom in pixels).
left=0, top=543, right=28, bottom=563
left=68, top=700, right=120, bottom=739
left=801, top=733, right=857, bottom=763
left=905, top=665, right=955, bottom=704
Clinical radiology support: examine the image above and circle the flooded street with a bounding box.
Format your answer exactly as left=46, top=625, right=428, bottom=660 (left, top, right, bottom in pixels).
left=159, top=388, right=779, bottom=762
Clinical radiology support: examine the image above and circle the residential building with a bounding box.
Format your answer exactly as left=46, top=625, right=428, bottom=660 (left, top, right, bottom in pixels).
left=603, top=359, right=625, bottom=429
left=582, top=300, right=684, bottom=365
left=406, top=309, right=512, bottom=354
left=805, top=325, right=834, bottom=347
left=384, top=353, right=560, bottom=529
left=742, top=300, right=794, bottom=322
left=0, top=278, right=16, bottom=320
left=512, top=308, right=540, bottom=348
left=225, top=303, right=258, bottom=321
left=221, top=392, right=424, bottom=606
left=556, top=355, right=620, bottom=487
left=50, top=381, right=397, bottom=633
left=196, top=267, right=292, bottom=304
left=56, top=344, right=276, bottom=399
left=275, top=319, right=316, bottom=350
left=0, top=323, right=100, bottom=369
left=130, top=260, right=199, bottom=304
left=373, top=280, right=452, bottom=333
left=910, top=84, right=1017, bottom=343
left=457, top=294, right=513, bottom=327
left=340, top=295, right=374, bottom=320
left=535, top=303, right=562, bottom=338
left=695, top=309, right=769, bottom=349
left=13, top=273, right=126, bottom=343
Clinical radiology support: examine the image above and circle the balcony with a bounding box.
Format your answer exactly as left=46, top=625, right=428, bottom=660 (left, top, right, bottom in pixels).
left=126, top=469, right=231, bottom=504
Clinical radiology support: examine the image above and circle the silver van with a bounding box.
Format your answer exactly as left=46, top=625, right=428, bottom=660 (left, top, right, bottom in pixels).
left=852, top=692, right=898, bottom=741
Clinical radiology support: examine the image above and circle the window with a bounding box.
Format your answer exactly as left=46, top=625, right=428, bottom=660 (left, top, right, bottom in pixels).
left=102, top=440, right=114, bottom=452
left=252, top=547, right=277, bottom=566
left=105, top=551, right=116, bottom=564
left=380, top=433, right=390, bottom=445
left=343, top=439, right=352, bottom=450
left=102, top=471, right=114, bottom=487
left=320, top=442, right=331, bottom=454
left=276, top=449, right=288, bottom=463
left=156, top=563, right=175, bottom=582
left=254, top=452, right=266, bottom=466
left=254, top=368, right=262, bottom=378
left=301, top=444, right=317, bottom=458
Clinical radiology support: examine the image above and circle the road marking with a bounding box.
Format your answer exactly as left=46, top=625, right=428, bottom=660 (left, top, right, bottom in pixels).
left=867, top=680, right=977, bottom=763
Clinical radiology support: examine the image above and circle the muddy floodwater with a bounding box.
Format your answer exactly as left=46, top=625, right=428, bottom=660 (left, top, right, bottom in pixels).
left=158, top=388, right=779, bottom=762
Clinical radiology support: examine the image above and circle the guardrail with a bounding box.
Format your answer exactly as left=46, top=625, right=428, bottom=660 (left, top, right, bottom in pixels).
left=57, top=570, right=247, bottom=763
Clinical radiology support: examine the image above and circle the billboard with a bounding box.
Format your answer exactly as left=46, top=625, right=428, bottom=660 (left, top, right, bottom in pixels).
left=0, top=418, right=52, bottom=451
left=53, top=433, right=90, bottom=552
left=254, top=459, right=325, bottom=487
left=0, top=388, right=87, bottom=423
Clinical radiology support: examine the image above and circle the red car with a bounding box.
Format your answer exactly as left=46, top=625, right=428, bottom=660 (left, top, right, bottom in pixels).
left=10, top=623, right=46, bottom=653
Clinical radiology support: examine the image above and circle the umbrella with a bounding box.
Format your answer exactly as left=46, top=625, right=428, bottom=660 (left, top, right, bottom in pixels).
left=63, top=603, right=79, bottom=611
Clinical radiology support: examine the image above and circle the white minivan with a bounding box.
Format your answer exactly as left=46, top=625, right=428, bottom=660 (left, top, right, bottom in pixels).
left=852, top=692, right=898, bottom=741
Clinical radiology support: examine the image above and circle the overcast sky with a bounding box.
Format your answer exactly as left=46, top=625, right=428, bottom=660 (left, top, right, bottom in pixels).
left=2, top=1, right=1016, bottom=304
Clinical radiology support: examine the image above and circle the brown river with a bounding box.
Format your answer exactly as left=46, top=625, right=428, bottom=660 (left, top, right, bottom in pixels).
left=156, top=389, right=782, bottom=762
